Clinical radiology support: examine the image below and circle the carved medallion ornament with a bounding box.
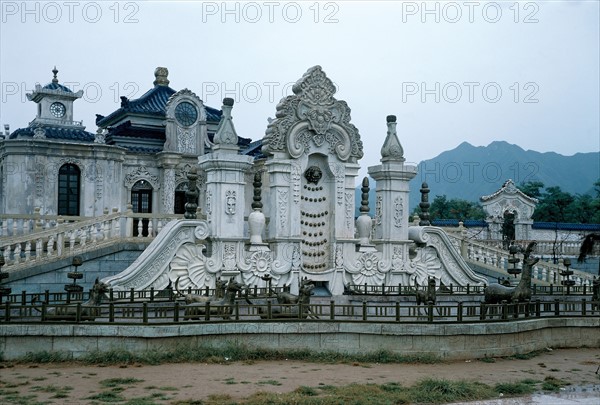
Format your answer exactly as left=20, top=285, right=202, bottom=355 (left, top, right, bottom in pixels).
left=124, top=166, right=160, bottom=190
left=262, top=66, right=363, bottom=162
left=225, top=190, right=237, bottom=219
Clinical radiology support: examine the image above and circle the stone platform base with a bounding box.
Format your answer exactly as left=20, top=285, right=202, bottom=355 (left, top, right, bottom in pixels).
left=1, top=318, right=599, bottom=361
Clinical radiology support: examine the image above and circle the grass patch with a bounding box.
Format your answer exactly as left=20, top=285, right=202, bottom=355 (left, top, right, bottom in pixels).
left=494, top=380, right=537, bottom=395
left=86, top=390, right=126, bottom=402
left=408, top=378, right=493, bottom=403
left=19, top=351, right=71, bottom=363
left=257, top=379, right=282, bottom=386
left=542, top=375, right=570, bottom=391
left=10, top=342, right=443, bottom=366
left=99, top=377, right=144, bottom=388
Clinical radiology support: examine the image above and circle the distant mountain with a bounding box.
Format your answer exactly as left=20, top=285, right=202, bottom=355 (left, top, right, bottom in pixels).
left=407, top=141, right=599, bottom=210
left=354, top=141, right=599, bottom=216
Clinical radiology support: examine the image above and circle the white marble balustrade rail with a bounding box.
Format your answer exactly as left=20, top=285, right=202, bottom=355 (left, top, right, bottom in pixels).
left=0, top=211, right=181, bottom=272
left=446, top=233, right=595, bottom=287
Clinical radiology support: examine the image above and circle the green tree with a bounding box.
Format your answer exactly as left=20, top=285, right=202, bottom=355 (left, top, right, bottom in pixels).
left=532, top=186, right=574, bottom=223
left=517, top=180, right=544, bottom=199
left=423, top=195, right=485, bottom=221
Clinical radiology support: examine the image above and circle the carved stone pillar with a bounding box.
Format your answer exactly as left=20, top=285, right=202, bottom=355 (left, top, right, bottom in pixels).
left=158, top=152, right=180, bottom=214
left=368, top=116, right=417, bottom=242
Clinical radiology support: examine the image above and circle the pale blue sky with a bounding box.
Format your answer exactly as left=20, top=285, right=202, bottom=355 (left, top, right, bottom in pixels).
left=1, top=1, right=598, bottom=177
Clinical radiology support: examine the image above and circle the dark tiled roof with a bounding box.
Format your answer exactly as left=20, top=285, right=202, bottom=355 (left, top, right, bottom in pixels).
left=96, top=85, right=176, bottom=126
left=107, top=121, right=165, bottom=141
left=205, top=106, right=222, bottom=122
left=241, top=139, right=266, bottom=158
left=125, top=146, right=164, bottom=154
left=42, top=82, right=73, bottom=93
left=431, top=219, right=488, bottom=227
left=207, top=132, right=252, bottom=149
left=9, top=126, right=94, bottom=142
left=96, top=86, right=223, bottom=126
left=532, top=222, right=600, bottom=231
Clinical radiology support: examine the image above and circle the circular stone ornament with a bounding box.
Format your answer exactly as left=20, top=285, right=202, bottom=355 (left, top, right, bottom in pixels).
left=50, top=102, right=66, bottom=118
left=175, top=101, right=198, bottom=126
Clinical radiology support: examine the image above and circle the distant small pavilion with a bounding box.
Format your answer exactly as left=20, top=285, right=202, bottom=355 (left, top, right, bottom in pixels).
left=480, top=179, right=538, bottom=241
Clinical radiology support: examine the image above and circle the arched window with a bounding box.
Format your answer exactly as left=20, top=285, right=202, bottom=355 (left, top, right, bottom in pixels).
left=58, top=164, right=81, bottom=216
left=131, top=180, right=153, bottom=236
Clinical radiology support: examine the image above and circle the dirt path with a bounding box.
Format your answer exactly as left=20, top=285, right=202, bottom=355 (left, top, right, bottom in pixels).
left=1, top=348, right=599, bottom=404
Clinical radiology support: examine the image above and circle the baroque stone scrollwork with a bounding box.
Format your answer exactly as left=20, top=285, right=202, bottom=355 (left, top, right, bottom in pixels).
left=277, top=189, right=288, bottom=231
left=168, top=242, right=208, bottom=289
left=345, top=251, right=389, bottom=286
left=240, top=250, right=277, bottom=287
left=291, top=164, right=301, bottom=203
left=394, top=196, right=403, bottom=228
left=344, top=192, right=353, bottom=229
left=225, top=190, right=237, bottom=220
left=329, top=162, right=345, bottom=205
left=262, top=66, right=363, bottom=162
left=124, top=166, right=160, bottom=190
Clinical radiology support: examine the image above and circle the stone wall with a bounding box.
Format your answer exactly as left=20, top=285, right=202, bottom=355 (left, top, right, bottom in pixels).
left=1, top=318, right=597, bottom=361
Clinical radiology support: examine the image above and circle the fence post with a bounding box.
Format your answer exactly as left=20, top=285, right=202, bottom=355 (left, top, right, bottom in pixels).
left=466, top=284, right=470, bottom=295
left=550, top=284, right=554, bottom=295
left=205, top=302, right=210, bottom=321
left=330, top=300, right=335, bottom=321
left=583, top=284, right=587, bottom=296
left=395, top=301, right=400, bottom=322
left=362, top=300, right=367, bottom=321
left=41, top=302, right=47, bottom=322
left=142, top=302, right=148, bottom=323
left=109, top=303, right=114, bottom=323
left=267, top=300, right=272, bottom=319
left=21, top=290, right=26, bottom=306
left=535, top=299, right=541, bottom=317
left=130, top=288, right=135, bottom=303
left=502, top=301, right=508, bottom=320
left=398, top=283, right=402, bottom=296
left=480, top=302, right=485, bottom=320
left=44, top=290, right=49, bottom=303
left=174, top=302, right=179, bottom=322
left=109, top=288, right=114, bottom=302
left=457, top=302, right=463, bottom=322
left=513, top=302, right=519, bottom=319
left=554, top=299, right=560, bottom=316
left=4, top=301, right=10, bottom=322
left=150, top=287, right=154, bottom=302
left=582, top=299, right=586, bottom=316
left=427, top=302, right=433, bottom=322
left=235, top=301, right=239, bottom=321
left=76, top=303, right=82, bottom=322
left=382, top=283, right=386, bottom=296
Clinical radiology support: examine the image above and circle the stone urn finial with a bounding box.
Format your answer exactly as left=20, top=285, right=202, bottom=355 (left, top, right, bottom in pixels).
left=154, top=67, right=170, bottom=86
left=356, top=177, right=374, bottom=248
left=248, top=170, right=268, bottom=251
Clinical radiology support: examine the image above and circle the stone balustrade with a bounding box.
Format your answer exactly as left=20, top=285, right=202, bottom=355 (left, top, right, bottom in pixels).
left=0, top=210, right=182, bottom=272
left=446, top=233, right=596, bottom=286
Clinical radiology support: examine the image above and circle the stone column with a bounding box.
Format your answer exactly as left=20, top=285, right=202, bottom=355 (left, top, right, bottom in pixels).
left=368, top=116, right=417, bottom=242
left=158, top=152, right=180, bottom=214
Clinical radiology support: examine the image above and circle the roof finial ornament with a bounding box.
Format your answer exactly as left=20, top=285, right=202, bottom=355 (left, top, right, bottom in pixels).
left=52, top=66, right=59, bottom=83
left=154, top=67, right=170, bottom=86
left=380, top=115, right=405, bottom=162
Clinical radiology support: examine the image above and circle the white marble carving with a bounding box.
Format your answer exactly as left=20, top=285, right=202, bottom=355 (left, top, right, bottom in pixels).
left=124, top=166, right=160, bottom=190
left=262, top=66, right=363, bottom=162
left=393, top=196, right=403, bottom=228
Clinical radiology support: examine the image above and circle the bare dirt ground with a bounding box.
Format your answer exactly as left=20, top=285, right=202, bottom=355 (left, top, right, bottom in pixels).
left=1, top=348, right=599, bottom=404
